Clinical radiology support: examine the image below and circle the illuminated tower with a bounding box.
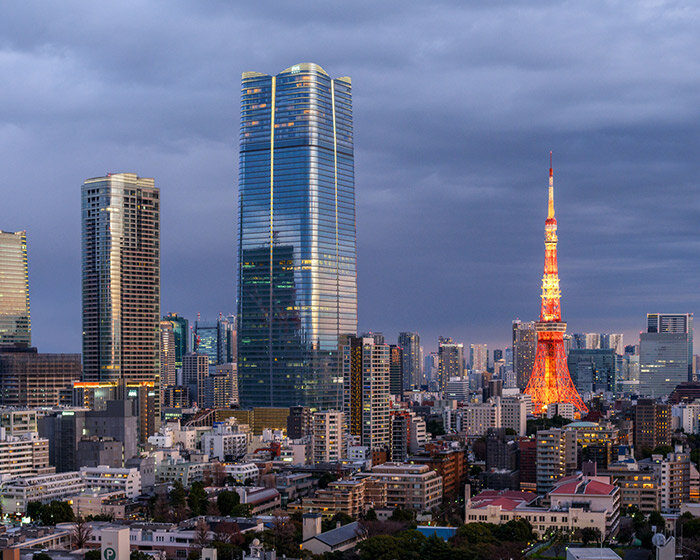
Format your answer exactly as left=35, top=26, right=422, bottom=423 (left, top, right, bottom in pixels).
left=524, top=155, right=587, bottom=415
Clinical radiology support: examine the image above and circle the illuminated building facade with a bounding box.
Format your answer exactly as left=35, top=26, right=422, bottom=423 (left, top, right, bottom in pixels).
left=343, top=336, right=390, bottom=451
left=0, top=231, right=30, bottom=348
left=524, top=158, right=587, bottom=415
left=512, top=320, right=536, bottom=390
left=163, top=313, right=189, bottom=368
left=237, top=63, right=356, bottom=409
left=438, top=337, right=464, bottom=392
left=81, top=173, right=160, bottom=437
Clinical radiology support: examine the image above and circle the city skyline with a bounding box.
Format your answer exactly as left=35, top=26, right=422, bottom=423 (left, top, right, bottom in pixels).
left=1, top=3, right=700, bottom=354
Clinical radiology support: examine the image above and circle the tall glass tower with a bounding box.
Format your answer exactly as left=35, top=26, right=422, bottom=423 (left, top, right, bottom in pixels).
left=0, top=230, right=30, bottom=349
left=237, top=63, right=357, bottom=409
left=82, top=173, right=161, bottom=437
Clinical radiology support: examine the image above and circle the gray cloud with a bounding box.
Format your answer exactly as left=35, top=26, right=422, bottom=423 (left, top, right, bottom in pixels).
left=0, top=1, right=699, bottom=354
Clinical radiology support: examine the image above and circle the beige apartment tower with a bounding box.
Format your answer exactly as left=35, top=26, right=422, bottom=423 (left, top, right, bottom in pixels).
left=81, top=173, right=160, bottom=438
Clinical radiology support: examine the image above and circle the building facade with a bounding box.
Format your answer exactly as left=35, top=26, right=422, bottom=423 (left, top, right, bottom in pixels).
left=0, top=231, right=30, bottom=349
left=398, top=332, right=421, bottom=390
left=81, top=173, right=160, bottom=437
left=237, top=63, right=357, bottom=409
left=438, top=337, right=464, bottom=392
left=640, top=313, right=693, bottom=397
left=512, top=320, right=536, bottom=390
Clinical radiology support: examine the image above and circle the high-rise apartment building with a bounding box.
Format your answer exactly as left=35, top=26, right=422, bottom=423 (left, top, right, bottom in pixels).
left=312, top=410, right=345, bottom=463
left=585, top=333, right=601, bottom=350
left=601, top=333, right=624, bottom=356
left=237, top=63, right=356, bottom=409
left=0, top=231, right=30, bottom=349
left=398, top=332, right=421, bottom=390
left=343, top=336, right=390, bottom=451
left=634, top=399, right=671, bottom=453
left=388, top=344, right=403, bottom=397
left=512, top=320, right=536, bottom=390
left=163, top=313, right=189, bottom=368
left=81, top=173, right=160, bottom=438
left=640, top=313, right=693, bottom=397
left=438, top=337, right=464, bottom=392
left=160, top=321, right=176, bottom=388
left=470, top=344, right=488, bottom=372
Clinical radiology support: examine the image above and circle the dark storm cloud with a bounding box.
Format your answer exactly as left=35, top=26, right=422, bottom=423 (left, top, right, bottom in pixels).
left=1, top=1, right=699, bottom=353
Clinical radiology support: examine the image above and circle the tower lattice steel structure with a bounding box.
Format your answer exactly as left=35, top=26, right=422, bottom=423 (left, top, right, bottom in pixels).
left=524, top=155, right=588, bottom=415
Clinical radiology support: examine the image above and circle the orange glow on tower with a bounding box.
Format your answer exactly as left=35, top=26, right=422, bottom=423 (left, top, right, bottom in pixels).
left=524, top=154, right=588, bottom=415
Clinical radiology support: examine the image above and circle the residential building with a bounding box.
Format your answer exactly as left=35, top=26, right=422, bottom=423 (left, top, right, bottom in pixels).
left=463, top=399, right=502, bottom=438
left=303, top=476, right=387, bottom=517
left=638, top=448, right=691, bottom=512
left=287, top=406, right=312, bottom=440
left=0, top=430, right=51, bottom=477
left=398, top=332, right=421, bottom=390
left=672, top=401, right=700, bottom=433
left=0, top=230, right=30, bottom=349
left=369, top=463, right=442, bottom=511
left=640, top=313, right=693, bottom=397
left=313, top=411, right=345, bottom=463
left=603, top=449, right=660, bottom=513
left=81, top=173, right=160, bottom=438
left=201, top=423, right=248, bottom=461
left=0, top=409, right=37, bottom=435
left=79, top=465, right=142, bottom=498
left=0, top=350, right=81, bottom=407
left=438, top=337, right=464, bottom=391
left=0, top=471, right=86, bottom=514
left=411, top=445, right=466, bottom=500
left=343, top=336, right=390, bottom=451
left=536, top=428, right=577, bottom=494
left=634, top=399, right=671, bottom=452
left=502, top=395, right=528, bottom=436
left=237, top=63, right=356, bottom=409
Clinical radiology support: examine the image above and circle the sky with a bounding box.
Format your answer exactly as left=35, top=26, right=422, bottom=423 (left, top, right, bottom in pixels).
left=1, top=1, right=700, bottom=355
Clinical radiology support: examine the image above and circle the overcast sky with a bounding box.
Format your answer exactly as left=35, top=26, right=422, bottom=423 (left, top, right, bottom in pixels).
left=2, top=1, right=699, bottom=355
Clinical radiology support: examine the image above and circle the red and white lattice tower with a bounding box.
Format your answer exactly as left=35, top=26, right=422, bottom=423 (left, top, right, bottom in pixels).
left=524, top=154, right=588, bottom=416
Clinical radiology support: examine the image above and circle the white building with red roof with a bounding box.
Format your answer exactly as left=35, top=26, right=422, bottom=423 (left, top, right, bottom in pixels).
left=465, top=474, right=620, bottom=540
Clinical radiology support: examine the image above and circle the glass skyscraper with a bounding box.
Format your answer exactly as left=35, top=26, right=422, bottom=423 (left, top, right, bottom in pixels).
left=237, top=63, right=357, bottom=409
left=0, top=231, right=30, bottom=348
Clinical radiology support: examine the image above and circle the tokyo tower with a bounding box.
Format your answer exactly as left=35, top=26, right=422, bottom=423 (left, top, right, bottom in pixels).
left=524, top=154, right=588, bottom=416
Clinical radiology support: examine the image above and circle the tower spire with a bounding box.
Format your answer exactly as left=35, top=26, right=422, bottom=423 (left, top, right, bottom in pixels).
left=524, top=154, right=587, bottom=416
left=548, top=151, right=555, bottom=219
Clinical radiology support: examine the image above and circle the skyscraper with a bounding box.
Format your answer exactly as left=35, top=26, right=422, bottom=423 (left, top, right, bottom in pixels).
left=438, top=337, right=464, bottom=392
left=389, top=344, right=403, bottom=397
left=81, top=173, right=160, bottom=437
left=640, top=313, right=693, bottom=397
left=237, top=63, right=356, bottom=409
left=160, top=321, right=176, bottom=388
left=0, top=231, right=30, bottom=349
left=470, top=343, right=488, bottom=372
left=163, top=313, right=189, bottom=369
left=398, top=332, right=421, bottom=390
left=512, top=320, right=536, bottom=390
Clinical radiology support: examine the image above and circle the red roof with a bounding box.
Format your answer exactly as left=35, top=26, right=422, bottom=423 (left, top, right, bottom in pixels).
left=470, top=489, right=538, bottom=510
left=550, top=478, right=616, bottom=496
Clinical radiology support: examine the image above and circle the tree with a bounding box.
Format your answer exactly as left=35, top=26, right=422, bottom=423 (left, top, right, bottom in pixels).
left=27, top=501, right=43, bottom=521
left=389, top=507, right=415, bottom=523
left=217, top=489, right=249, bottom=517
left=356, top=534, right=403, bottom=560
left=39, top=501, right=75, bottom=525
left=317, top=472, right=337, bottom=489
left=169, top=481, right=187, bottom=508
left=188, top=481, right=210, bottom=516
left=194, top=518, right=211, bottom=549
left=84, top=551, right=101, bottom=560
left=364, top=508, right=378, bottom=521
left=211, top=462, right=227, bottom=487
left=548, top=528, right=569, bottom=557
left=32, top=554, right=52, bottom=560
left=152, top=492, right=171, bottom=522
left=214, top=521, right=243, bottom=545
left=130, top=553, right=152, bottom=560
left=580, top=527, right=601, bottom=546
left=649, top=510, right=666, bottom=532
left=71, top=516, right=93, bottom=549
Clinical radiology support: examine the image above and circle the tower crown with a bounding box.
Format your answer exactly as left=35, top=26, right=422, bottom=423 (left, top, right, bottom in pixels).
left=540, top=154, right=561, bottom=323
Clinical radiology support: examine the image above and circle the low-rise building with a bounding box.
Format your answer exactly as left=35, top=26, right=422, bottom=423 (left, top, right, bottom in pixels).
left=223, top=462, right=259, bottom=484
left=155, top=458, right=207, bottom=486
left=0, top=430, right=52, bottom=478
left=79, top=465, right=142, bottom=498
left=201, top=423, right=248, bottom=461
left=302, top=476, right=387, bottom=517
left=368, top=462, right=442, bottom=511
left=1, top=471, right=86, bottom=514
left=234, top=487, right=281, bottom=514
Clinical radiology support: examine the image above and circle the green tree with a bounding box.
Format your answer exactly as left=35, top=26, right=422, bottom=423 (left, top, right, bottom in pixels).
left=652, top=445, right=673, bottom=457
left=32, top=554, right=52, bottom=560
left=454, top=522, right=496, bottom=546
left=649, top=510, right=666, bottom=532
left=364, top=508, right=378, bottom=521
left=169, top=481, right=187, bottom=508
left=39, top=500, right=75, bottom=525
left=188, top=481, right=210, bottom=516
left=84, top=551, right=101, bottom=560
left=580, top=527, right=601, bottom=546
left=317, top=472, right=337, bottom=489
left=419, top=534, right=452, bottom=560
left=130, top=553, right=153, bottom=560
left=217, top=490, right=248, bottom=517
left=389, top=507, right=415, bottom=523
left=356, top=534, right=402, bottom=560
left=26, top=501, right=43, bottom=521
